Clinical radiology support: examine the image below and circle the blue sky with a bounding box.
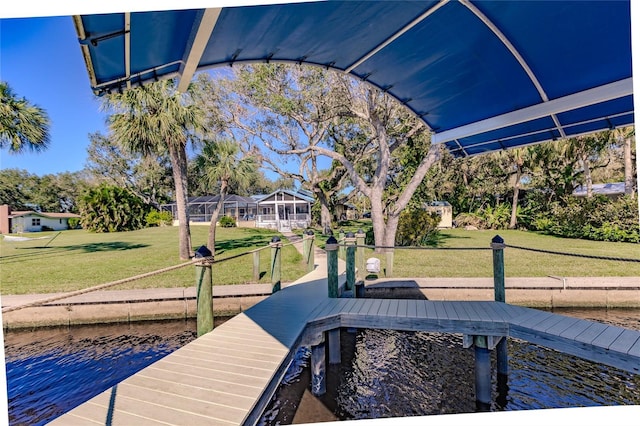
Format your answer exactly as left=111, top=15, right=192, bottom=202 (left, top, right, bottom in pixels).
left=1, top=16, right=110, bottom=176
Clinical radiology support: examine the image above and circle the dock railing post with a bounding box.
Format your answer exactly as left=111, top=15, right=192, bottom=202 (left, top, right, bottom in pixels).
left=356, top=229, right=365, bottom=280
left=194, top=245, right=214, bottom=337
left=345, top=232, right=356, bottom=292
left=491, top=235, right=509, bottom=395
left=253, top=250, right=260, bottom=282
left=303, top=229, right=315, bottom=273
left=338, top=229, right=346, bottom=260
left=326, top=236, right=339, bottom=298
left=491, top=235, right=505, bottom=303
left=270, top=236, right=282, bottom=293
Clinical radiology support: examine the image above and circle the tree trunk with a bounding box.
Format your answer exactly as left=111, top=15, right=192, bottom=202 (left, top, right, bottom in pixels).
left=508, top=163, right=522, bottom=229
left=369, top=188, right=386, bottom=253
left=208, top=182, right=227, bottom=254
left=624, top=136, right=634, bottom=195
left=315, top=189, right=333, bottom=234
left=582, top=154, right=593, bottom=198
left=168, top=143, right=192, bottom=260
left=383, top=212, right=401, bottom=248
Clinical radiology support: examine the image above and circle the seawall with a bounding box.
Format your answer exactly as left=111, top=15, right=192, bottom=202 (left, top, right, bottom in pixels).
left=2, top=277, right=639, bottom=329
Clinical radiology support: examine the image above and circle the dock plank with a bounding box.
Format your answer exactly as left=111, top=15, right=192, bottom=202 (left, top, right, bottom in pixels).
left=591, top=326, right=625, bottom=349
left=574, top=322, right=610, bottom=344
left=609, top=329, right=640, bottom=353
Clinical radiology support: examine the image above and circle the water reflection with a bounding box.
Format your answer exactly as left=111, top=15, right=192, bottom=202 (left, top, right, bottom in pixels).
left=4, top=319, right=205, bottom=425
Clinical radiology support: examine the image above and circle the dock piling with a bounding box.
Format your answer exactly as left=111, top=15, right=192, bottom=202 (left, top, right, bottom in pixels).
left=303, top=229, right=315, bottom=272
left=492, top=235, right=509, bottom=386
left=253, top=250, right=260, bottom=282
left=356, top=229, right=365, bottom=280
left=328, top=329, right=341, bottom=364
left=345, top=232, right=356, bottom=292
left=474, top=339, right=492, bottom=411
left=270, top=236, right=282, bottom=293
left=326, top=236, right=339, bottom=298
left=194, top=245, right=214, bottom=337
left=311, top=334, right=326, bottom=396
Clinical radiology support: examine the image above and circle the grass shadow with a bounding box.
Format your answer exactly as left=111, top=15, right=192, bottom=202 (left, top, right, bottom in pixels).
left=0, top=242, right=149, bottom=264
left=213, top=234, right=274, bottom=256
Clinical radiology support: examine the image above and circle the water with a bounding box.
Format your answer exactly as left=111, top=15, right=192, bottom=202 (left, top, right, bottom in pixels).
left=259, top=308, right=640, bottom=424
left=4, top=310, right=640, bottom=425
left=4, top=319, right=202, bottom=425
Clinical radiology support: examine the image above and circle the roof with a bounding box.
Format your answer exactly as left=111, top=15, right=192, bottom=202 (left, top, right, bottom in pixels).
left=573, top=182, right=626, bottom=197
left=72, top=1, right=634, bottom=158
left=185, top=194, right=257, bottom=204
left=255, top=189, right=315, bottom=203
left=10, top=211, right=81, bottom=219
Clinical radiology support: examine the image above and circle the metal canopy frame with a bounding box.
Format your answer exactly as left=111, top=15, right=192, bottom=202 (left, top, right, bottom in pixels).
left=73, top=1, right=634, bottom=157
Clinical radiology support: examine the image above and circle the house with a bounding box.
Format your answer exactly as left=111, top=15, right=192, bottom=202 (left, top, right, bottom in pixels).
left=334, top=201, right=358, bottom=221
left=161, top=195, right=258, bottom=227
left=572, top=182, right=626, bottom=199
left=160, top=189, right=314, bottom=231
left=255, top=189, right=313, bottom=232
left=0, top=204, right=80, bottom=234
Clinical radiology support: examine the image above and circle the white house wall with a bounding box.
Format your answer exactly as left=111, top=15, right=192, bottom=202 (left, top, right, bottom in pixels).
left=12, top=215, right=72, bottom=233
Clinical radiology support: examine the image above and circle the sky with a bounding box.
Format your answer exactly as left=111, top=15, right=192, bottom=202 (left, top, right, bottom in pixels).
left=1, top=16, right=110, bottom=176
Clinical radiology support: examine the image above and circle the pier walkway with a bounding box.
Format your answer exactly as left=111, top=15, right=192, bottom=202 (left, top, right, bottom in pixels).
left=51, top=249, right=640, bottom=425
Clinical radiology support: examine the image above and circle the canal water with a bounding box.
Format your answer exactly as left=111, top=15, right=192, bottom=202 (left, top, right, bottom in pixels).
left=3, top=310, right=640, bottom=425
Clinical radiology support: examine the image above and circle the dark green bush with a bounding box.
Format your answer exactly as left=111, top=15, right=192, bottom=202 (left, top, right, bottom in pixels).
left=219, top=216, right=236, bottom=228
left=41, top=225, right=54, bottom=232
left=395, top=209, right=441, bottom=246
left=79, top=185, right=149, bottom=232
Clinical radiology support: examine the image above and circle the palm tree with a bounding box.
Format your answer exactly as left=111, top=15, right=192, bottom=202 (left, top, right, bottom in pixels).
left=105, top=79, right=205, bottom=260
left=612, top=126, right=636, bottom=196
left=195, top=139, right=257, bottom=253
left=0, top=81, right=50, bottom=153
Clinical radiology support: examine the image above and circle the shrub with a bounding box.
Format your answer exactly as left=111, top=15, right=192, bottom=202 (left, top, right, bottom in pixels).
left=146, top=210, right=173, bottom=227
left=79, top=185, right=149, bottom=232
left=219, top=216, right=236, bottom=228
left=395, top=209, right=441, bottom=246
left=41, top=225, right=54, bottom=232
left=454, top=212, right=486, bottom=229
left=67, top=217, right=81, bottom=229
left=531, top=195, right=639, bottom=243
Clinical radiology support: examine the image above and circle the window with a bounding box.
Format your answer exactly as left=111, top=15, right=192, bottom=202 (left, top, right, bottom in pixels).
left=32, top=218, right=41, bottom=226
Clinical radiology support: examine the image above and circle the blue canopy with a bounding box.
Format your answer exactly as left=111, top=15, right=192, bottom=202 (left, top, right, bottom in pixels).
left=73, top=1, right=633, bottom=157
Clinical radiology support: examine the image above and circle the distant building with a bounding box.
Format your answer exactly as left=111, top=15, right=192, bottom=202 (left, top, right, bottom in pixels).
left=424, top=201, right=453, bottom=228
left=0, top=205, right=80, bottom=234
left=572, top=182, right=626, bottom=199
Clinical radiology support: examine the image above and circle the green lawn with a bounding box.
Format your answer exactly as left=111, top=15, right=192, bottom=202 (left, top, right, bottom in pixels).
left=2, top=226, right=638, bottom=295
left=0, top=226, right=305, bottom=295
left=303, top=223, right=640, bottom=278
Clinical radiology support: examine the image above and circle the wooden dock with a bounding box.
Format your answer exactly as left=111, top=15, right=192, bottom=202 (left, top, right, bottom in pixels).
left=51, top=254, right=640, bottom=425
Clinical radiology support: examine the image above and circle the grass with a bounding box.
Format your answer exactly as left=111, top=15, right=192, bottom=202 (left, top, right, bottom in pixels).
left=302, top=223, right=640, bottom=278
left=0, top=226, right=305, bottom=295
left=2, top=225, right=638, bottom=295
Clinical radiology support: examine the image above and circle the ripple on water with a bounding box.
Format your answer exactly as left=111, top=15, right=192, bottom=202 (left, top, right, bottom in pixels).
left=260, top=308, right=640, bottom=424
